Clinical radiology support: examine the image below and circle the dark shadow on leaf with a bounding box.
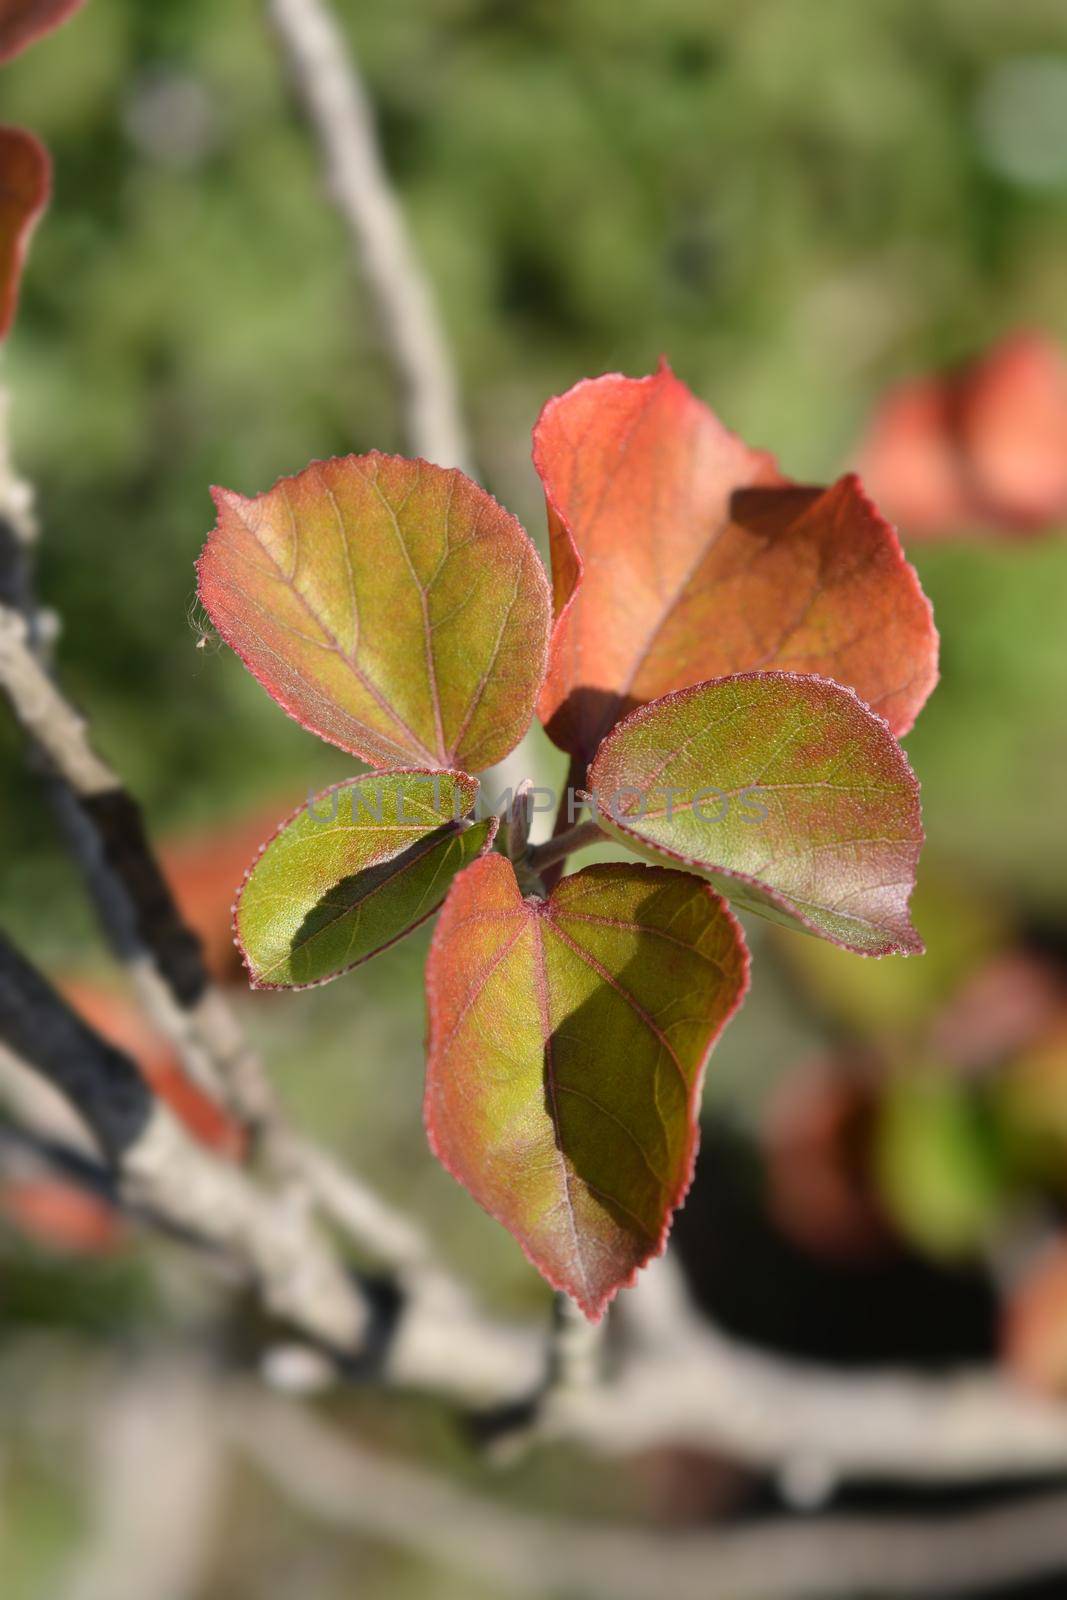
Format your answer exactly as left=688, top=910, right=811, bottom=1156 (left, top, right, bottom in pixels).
left=539, top=878, right=711, bottom=1262
left=290, top=822, right=467, bottom=972
left=729, top=483, right=824, bottom=534
left=542, top=685, right=641, bottom=777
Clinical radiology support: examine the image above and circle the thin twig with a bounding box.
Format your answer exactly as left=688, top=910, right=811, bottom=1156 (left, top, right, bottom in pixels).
left=540, top=753, right=586, bottom=891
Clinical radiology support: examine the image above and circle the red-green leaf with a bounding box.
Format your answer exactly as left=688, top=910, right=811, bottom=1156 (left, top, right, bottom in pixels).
left=534, top=363, right=937, bottom=767
left=234, top=770, right=495, bottom=989
left=587, top=672, right=924, bottom=957
left=0, top=126, right=49, bottom=340
left=197, top=454, right=550, bottom=771
left=0, top=0, right=85, bottom=64
left=424, top=855, right=749, bottom=1320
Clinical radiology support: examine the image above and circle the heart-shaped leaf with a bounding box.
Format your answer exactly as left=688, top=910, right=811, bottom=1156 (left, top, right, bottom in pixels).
left=234, top=769, right=495, bottom=989
left=0, top=0, right=85, bottom=64
left=197, top=454, right=551, bottom=771
left=424, top=855, right=749, bottom=1320
left=0, top=125, right=49, bottom=340
left=534, top=363, right=937, bottom=768
left=587, top=672, right=924, bottom=957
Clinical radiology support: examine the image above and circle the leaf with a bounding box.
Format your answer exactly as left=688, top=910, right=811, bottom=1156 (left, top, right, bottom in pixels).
left=959, top=332, right=1067, bottom=533
left=1003, top=1241, right=1067, bottom=1395
left=424, top=855, right=749, bottom=1320
left=0, top=1178, right=125, bottom=1256
left=853, top=375, right=971, bottom=541
left=0, top=0, right=85, bottom=64
left=586, top=672, right=924, bottom=957
left=197, top=453, right=550, bottom=771
left=234, top=769, right=496, bottom=989
left=534, top=362, right=937, bottom=768
left=855, top=332, right=1067, bottom=539
left=0, top=125, right=49, bottom=340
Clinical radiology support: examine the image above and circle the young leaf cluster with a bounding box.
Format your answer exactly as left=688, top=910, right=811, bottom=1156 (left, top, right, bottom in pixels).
left=197, top=362, right=938, bottom=1319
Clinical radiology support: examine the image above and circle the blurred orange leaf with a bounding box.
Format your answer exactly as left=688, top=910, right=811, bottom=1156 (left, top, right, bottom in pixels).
left=1003, top=1242, right=1067, bottom=1396
left=0, top=1177, right=125, bottom=1256
left=856, top=333, right=1067, bottom=539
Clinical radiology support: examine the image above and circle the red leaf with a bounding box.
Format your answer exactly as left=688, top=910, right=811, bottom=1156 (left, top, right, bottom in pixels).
left=856, top=332, right=1067, bottom=539
left=1003, top=1241, right=1067, bottom=1396
left=534, top=363, right=936, bottom=768
left=424, top=854, right=749, bottom=1319
left=851, top=376, right=973, bottom=538
left=961, top=333, right=1067, bottom=532
left=0, top=0, right=85, bottom=63
left=0, top=125, right=49, bottom=340
left=198, top=454, right=550, bottom=771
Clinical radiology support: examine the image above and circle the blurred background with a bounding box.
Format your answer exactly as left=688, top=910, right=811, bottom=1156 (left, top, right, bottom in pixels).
left=4, top=0, right=1067, bottom=1595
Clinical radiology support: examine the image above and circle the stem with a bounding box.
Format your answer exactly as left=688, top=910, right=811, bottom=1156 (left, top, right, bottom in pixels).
left=527, top=819, right=604, bottom=876
left=540, top=754, right=585, bottom=893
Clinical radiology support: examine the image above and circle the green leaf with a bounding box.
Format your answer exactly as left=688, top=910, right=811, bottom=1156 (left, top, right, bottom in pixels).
left=197, top=453, right=551, bottom=771
left=424, top=855, right=749, bottom=1320
left=587, top=672, right=923, bottom=957
left=234, top=770, right=495, bottom=989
